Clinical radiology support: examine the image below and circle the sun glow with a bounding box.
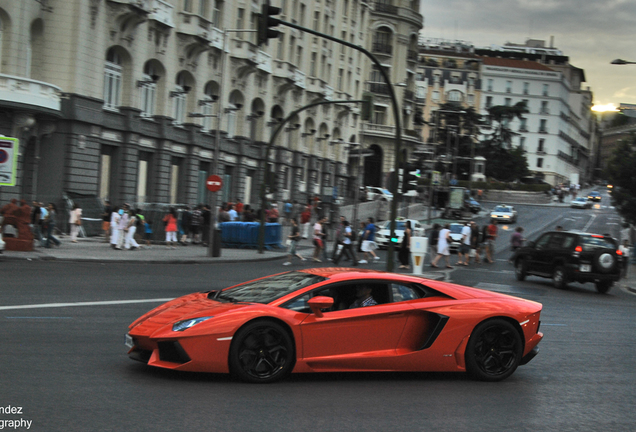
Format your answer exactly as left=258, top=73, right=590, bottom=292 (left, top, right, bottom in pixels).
left=592, top=104, right=618, bottom=112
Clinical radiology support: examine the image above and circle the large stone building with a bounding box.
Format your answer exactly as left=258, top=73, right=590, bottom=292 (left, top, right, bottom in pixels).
left=0, top=0, right=423, bottom=209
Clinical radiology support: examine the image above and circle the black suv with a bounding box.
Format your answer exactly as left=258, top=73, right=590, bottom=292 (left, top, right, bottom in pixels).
left=513, top=231, right=623, bottom=293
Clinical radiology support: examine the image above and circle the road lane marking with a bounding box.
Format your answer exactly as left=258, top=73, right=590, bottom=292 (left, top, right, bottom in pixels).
left=583, top=214, right=597, bottom=232
left=0, top=298, right=175, bottom=311
left=5, top=317, right=73, bottom=319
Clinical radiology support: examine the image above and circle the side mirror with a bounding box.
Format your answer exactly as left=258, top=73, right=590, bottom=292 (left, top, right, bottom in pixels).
left=307, top=296, right=334, bottom=318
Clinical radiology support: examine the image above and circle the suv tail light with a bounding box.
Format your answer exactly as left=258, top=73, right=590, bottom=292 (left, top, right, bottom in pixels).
left=573, top=245, right=582, bottom=258
left=617, top=249, right=623, bottom=256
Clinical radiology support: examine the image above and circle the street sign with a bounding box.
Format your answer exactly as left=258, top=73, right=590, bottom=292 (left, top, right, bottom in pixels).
left=206, top=174, right=223, bottom=192
left=0, top=137, right=19, bottom=186
left=432, top=171, right=441, bottom=186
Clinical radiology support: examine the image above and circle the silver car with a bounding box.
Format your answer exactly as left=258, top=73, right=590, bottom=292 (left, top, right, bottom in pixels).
left=570, top=197, right=592, bottom=209
left=375, top=219, right=423, bottom=249
left=490, top=204, right=518, bottom=224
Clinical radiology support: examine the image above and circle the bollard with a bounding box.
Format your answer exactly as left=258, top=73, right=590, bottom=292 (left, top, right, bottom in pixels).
left=410, top=236, right=428, bottom=275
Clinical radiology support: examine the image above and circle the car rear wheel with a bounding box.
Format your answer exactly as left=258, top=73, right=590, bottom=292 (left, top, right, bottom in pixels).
left=595, top=281, right=613, bottom=294
left=552, top=265, right=568, bottom=289
left=465, top=319, right=523, bottom=382
left=515, top=259, right=527, bottom=281
left=229, top=321, right=295, bottom=384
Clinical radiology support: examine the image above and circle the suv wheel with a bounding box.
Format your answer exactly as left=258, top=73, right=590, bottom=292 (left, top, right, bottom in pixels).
left=595, top=281, right=613, bottom=294
left=553, top=265, right=568, bottom=289
left=515, top=259, right=527, bottom=281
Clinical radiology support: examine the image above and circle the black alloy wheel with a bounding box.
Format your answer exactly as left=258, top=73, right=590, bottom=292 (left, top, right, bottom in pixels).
left=552, top=265, right=568, bottom=289
left=229, top=321, right=295, bottom=383
left=515, top=259, right=527, bottom=281
left=465, top=319, right=523, bottom=382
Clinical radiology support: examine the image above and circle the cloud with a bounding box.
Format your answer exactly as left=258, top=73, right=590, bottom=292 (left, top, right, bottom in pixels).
left=420, top=0, right=636, bottom=104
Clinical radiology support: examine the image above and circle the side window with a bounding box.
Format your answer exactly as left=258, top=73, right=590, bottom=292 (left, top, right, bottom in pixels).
left=562, top=235, right=575, bottom=249
left=535, top=234, right=551, bottom=249
left=391, top=284, right=422, bottom=302
left=284, top=292, right=311, bottom=313
left=547, top=233, right=566, bottom=249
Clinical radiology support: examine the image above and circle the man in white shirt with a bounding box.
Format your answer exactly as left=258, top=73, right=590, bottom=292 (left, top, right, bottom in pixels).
left=456, top=222, right=471, bottom=266
left=227, top=205, right=238, bottom=221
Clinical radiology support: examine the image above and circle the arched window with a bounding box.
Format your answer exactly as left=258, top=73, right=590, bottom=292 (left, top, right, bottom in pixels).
left=447, top=90, right=462, bottom=103
left=140, top=62, right=158, bottom=117
left=172, top=72, right=188, bottom=124
left=201, top=81, right=218, bottom=131
left=103, top=48, right=123, bottom=110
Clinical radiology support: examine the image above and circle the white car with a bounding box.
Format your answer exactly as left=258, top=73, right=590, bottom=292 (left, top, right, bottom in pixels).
left=375, top=219, right=423, bottom=249
left=0, top=215, right=5, bottom=254
left=570, top=197, right=592, bottom=209
left=489, top=204, right=518, bottom=224
left=363, top=186, right=393, bottom=202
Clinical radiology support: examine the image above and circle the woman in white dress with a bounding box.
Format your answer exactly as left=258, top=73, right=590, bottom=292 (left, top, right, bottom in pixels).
left=431, top=224, right=453, bottom=268
left=69, top=203, right=82, bottom=243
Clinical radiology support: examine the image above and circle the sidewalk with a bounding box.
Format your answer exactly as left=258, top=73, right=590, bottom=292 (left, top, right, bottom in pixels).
left=619, top=263, right=636, bottom=295
left=0, top=234, right=446, bottom=280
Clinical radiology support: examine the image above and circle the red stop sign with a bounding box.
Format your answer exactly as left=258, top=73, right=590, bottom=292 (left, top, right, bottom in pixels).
left=206, top=174, right=223, bottom=192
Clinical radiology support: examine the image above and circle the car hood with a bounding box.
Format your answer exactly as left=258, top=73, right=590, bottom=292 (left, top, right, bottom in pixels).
left=129, top=292, right=257, bottom=328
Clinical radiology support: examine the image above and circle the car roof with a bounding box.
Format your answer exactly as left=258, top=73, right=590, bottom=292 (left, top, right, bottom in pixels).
left=298, top=268, right=416, bottom=281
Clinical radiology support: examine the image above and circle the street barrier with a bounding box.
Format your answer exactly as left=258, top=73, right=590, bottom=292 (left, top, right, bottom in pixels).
left=220, top=222, right=283, bottom=249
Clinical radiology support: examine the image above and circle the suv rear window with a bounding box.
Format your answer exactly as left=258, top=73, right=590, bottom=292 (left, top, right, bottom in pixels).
left=580, top=236, right=616, bottom=252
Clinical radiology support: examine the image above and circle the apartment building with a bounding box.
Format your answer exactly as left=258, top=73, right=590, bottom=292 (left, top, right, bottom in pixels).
left=0, top=0, right=423, bottom=208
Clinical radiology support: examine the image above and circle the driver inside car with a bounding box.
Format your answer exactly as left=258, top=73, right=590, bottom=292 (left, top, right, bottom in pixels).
left=349, top=284, right=377, bottom=309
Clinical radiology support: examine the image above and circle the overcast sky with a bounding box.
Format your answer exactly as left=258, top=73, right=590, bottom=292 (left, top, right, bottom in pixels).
left=420, top=0, right=636, bottom=108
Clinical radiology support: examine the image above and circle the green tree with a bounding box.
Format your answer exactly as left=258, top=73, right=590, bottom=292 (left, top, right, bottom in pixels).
left=607, top=138, right=636, bottom=225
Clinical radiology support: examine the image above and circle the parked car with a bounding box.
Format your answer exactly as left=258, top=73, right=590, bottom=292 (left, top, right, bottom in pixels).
left=126, top=269, right=543, bottom=383
left=587, top=191, right=602, bottom=202
left=361, top=186, right=393, bottom=202
left=465, top=197, right=482, bottom=214
left=375, top=218, right=424, bottom=249
left=490, top=204, right=518, bottom=224
left=513, top=230, right=623, bottom=293
left=570, top=197, right=592, bottom=209
left=0, top=215, right=4, bottom=254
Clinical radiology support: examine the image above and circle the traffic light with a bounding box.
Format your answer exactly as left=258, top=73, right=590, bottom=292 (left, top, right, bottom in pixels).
left=361, top=92, right=374, bottom=121
left=257, top=1, right=282, bottom=47
left=401, top=164, right=419, bottom=194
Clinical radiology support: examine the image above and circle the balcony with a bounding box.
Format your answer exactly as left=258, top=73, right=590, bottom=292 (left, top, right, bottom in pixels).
left=149, top=0, right=174, bottom=27
left=538, top=128, right=548, bottom=134
left=366, top=81, right=391, bottom=96
left=0, top=74, right=62, bottom=115
left=540, top=109, right=550, bottom=115
left=374, top=2, right=398, bottom=14
left=371, top=42, right=393, bottom=55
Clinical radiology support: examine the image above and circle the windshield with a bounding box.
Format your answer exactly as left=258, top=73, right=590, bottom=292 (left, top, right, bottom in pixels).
left=493, top=206, right=511, bottom=213
left=381, top=189, right=392, bottom=196
left=217, top=272, right=325, bottom=304
left=450, top=224, right=463, bottom=234
left=383, top=221, right=407, bottom=230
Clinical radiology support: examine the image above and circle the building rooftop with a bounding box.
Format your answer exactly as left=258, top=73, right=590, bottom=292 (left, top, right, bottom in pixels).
left=480, top=57, right=556, bottom=71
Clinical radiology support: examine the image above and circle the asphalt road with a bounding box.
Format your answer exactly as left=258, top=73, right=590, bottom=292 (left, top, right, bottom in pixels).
left=2, top=191, right=635, bottom=432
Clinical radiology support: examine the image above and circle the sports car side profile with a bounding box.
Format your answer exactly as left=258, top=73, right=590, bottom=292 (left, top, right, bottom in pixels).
left=126, top=269, right=543, bottom=383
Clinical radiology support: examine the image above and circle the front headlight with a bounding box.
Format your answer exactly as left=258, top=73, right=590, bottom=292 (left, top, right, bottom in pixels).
left=172, top=316, right=214, bottom=332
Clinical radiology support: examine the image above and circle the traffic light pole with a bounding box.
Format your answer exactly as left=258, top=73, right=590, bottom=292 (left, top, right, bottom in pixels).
left=258, top=99, right=364, bottom=254
left=267, top=18, right=403, bottom=272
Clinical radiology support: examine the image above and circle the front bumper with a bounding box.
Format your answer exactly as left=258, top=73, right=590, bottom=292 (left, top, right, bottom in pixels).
left=520, top=346, right=539, bottom=365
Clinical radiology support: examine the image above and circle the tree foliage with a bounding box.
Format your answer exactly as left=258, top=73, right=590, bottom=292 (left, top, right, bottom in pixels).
left=607, top=138, right=636, bottom=225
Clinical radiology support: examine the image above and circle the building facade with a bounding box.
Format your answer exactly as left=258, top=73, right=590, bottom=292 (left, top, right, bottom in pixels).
left=0, top=0, right=423, bottom=209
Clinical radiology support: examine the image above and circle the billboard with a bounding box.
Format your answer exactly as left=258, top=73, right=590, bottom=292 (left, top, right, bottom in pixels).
left=0, top=137, right=19, bottom=186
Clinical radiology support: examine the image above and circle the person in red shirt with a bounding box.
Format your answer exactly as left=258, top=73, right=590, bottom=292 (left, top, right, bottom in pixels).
left=235, top=200, right=244, bottom=219
left=485, top=222, right=498, bottom=263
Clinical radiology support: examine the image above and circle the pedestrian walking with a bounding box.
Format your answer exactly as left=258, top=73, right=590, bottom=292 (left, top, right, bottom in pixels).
left=619, top=240, right=630, bottom=278
left=124, top=210, right=140, bottom=250
left=101, top=199, right=111, bottom=242
left=69, top=203, right=82, bottom=243
left=163, top=207, right=178, bottom=249
left=300, top=205, right=311, bottom=239
left=398, top=220, right=412, bottom=269
left=431, top=224, right=452, bottom=268
left=427, top=223, right=440, bottom=264
left=31, top=201, right=43, bottom=244
left=331, top=216, right=346, bottom=261
left=334, top=220, right=358, bottom=266
left=469, top=221, right=482, bottom=264
left=110, top=206, right=121, bottom=248
left=359, top=217, right=380, bottom=264
left=456, top=222, right=471, bottom=266
left=312, top=217, right=327, bottom=262
left=43, top=203, right=61, bottom=248
left=283, top=218, right=306, bottom=265
left=115, top=205, right=130, bottom=250
left=485, top=221, right=498, bottom=263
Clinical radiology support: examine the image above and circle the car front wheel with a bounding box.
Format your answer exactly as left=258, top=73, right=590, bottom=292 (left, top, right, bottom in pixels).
left=229, top=320, right=295, bottom=384
left=465, top=319, right=523, bottom=382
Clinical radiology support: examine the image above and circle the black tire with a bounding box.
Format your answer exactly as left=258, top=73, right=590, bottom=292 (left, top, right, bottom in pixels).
left=595, top=281, right=613, bottom=294
left=515, top=259, right=527, bottom=281
left=552, top=265, right=568, bottom=289
left=465, top=319, right=523, bottom=382
left=594, top=250, right=617, bottom=274
left=229, top=320, right=295, bottom=384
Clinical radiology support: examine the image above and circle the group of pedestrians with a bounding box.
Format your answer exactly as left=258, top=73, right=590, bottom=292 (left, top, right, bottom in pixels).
left=283, top=215, right=392, bottom=267
left=429, top=221, right=502, bottom=268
